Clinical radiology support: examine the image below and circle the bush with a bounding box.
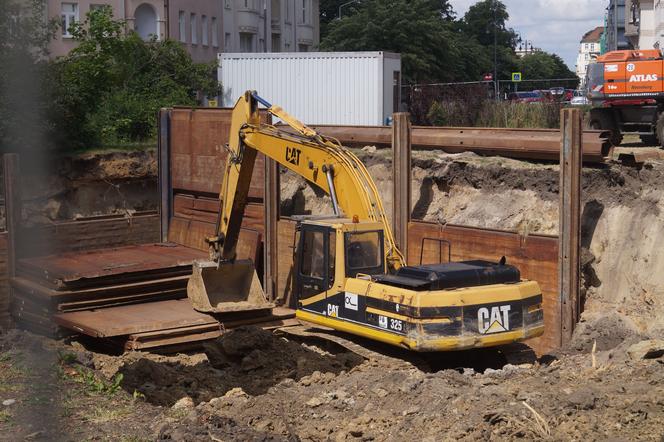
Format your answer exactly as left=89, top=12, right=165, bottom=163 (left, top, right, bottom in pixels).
left=427, top=100, right=569, bottom=129
left=48, top=6, right=219, bottom=149
left=476, top=101, right=561, bottom=128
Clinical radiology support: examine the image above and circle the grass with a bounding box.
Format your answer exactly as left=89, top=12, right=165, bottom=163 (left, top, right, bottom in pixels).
left=0, top=409, right=12, bottom=424
left=427, top=100, right=592, bottom=129
left=81, top=404, right=132, bottom=424
left=74, top=367, right=124, bottom=396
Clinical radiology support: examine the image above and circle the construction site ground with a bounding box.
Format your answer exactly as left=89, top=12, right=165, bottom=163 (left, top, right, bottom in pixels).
left=2, top=140, right=664, bottom=440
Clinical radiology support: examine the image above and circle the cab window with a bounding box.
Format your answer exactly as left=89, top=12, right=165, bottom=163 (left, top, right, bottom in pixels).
left=345, top=231, right=384, bottom=277
left=301, top=230, right=325, bottom=278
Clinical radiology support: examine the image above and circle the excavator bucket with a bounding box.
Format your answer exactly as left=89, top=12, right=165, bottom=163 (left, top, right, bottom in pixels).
left=187, top=259, right=274, bottom=314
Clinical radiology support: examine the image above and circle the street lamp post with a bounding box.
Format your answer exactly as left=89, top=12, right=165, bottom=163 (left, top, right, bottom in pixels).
left=338, top=0, right=360, bottom=19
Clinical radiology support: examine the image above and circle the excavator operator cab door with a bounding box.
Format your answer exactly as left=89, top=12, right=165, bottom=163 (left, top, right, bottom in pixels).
left=295, top=224, right=337, bottom=309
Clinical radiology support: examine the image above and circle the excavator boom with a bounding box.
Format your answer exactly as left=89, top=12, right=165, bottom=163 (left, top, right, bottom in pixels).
left=188, top=90, right=404, bottom=313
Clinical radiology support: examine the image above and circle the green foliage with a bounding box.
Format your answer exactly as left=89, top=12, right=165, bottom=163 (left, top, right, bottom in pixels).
left=321, top=0, right=487, bottom=83
left=518, top=52, right=577, bottom=81
left=75, top=366, right=125, bottom=396
left=49, top=6, right=219, bottom=149
left=462, top=0, right=517, bottom=48
left=321, top=0, right=574, bottom=87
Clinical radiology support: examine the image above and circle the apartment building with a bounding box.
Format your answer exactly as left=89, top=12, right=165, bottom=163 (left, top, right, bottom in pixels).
left=576, top=27, right=603, bottom=86
left=46, top=1, right=320, bottom=62
left=222, top=0, right=320, bottom=53
left=605, top=0, right=633, bottom=51
left=47, top=0, right=167, bottom=58
left=624, top=0, right=664, bottom=50
left=169, top=0, right=223, bottom=63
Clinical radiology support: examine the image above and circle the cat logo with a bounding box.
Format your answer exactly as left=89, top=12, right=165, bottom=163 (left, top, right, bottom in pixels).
left=285, top=146, right=301, bottom=166
left=327, top=304, right=339, bottom=318
left=478, top=305, right=511, bottom=334
left=630, top=74, right=659, bottom=82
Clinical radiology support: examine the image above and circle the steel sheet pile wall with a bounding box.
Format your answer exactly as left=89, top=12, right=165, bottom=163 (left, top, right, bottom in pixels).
left=166, top=108, right=267, bottom=257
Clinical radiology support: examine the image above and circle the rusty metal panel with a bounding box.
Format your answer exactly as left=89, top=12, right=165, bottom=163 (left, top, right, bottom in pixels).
left=53, top=298, right=218, bottom=337
left=17, top=213, right=161, bottom=259
left=408, top=221, right=560, bottom=354
left=276, top=219, right=297, bottom=306
left=169, top=108, right=266, bottom=199
left=18, top=243, right=205, bottom=288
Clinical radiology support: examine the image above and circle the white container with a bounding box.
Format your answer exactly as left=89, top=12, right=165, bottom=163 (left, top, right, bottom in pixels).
left=218, top=51, right=401, bottom=126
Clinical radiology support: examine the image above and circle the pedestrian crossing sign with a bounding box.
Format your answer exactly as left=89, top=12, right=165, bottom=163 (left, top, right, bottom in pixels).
left=512, top=72, right=522, bottom=82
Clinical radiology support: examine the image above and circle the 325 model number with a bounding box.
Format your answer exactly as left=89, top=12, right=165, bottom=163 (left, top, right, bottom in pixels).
left=378, top=315, right=403, bottom=332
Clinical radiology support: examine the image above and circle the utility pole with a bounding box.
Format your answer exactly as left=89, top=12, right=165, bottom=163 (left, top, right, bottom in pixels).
left=493, top=0, right=499, bottom=100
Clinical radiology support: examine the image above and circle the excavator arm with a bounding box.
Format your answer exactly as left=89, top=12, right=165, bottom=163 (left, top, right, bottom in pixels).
left=210, top=90, right=406, bottom=270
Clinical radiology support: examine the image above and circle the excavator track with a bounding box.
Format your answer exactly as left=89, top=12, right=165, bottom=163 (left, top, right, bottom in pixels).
left=276, top=324, right=539, bottom=373
left=275, top=324, right=429, bottom=370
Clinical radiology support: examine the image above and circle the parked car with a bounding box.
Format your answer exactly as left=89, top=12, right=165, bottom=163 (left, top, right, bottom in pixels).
left=508, top=91, right=543, bottom=103
left=550, top=87, right=565, bottom=97
left=570, top=90, right=590, bottom=106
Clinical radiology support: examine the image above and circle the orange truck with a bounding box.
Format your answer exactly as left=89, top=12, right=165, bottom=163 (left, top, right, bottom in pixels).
left=587, top=49, right=664, bottom=145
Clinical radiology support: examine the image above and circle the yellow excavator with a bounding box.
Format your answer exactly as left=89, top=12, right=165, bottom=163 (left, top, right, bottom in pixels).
left=187, top=91, right=544, bottom=351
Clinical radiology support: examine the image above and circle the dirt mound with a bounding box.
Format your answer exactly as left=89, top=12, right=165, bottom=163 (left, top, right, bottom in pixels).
left=117, top=327, right=363, bottom=406
left=570, top=311, right=644, bottom=352
left=153, top=349, right=664, bottom=441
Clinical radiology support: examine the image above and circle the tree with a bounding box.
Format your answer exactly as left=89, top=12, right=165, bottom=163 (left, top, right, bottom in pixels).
left=462, top=0, right=517, bottom=48
left=518, top=52, right=576, bottom=80
left=0, top=0, right=56, bottom=153
left=49, top=7, right=219, bottom=148
left=461, top=0, right=519, bottom=82
left=320, top=0, right=477, bottom=83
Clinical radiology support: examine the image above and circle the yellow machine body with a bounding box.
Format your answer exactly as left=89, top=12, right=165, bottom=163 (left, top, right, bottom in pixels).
left=187, top=91, right=544, bottom=351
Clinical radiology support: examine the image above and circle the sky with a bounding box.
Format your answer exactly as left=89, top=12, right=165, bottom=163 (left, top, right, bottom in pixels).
left=448, top=0, right=607, bottom=69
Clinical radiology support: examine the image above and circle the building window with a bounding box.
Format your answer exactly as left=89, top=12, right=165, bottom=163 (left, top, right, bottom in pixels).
left=225, top=32, right=231, bottom=50
left=190, top=13, right=197, bottom=44
left=178, top=11, right=186, bottom=42
left=239, top=32, right=254, bottom=51
left=212, top=17, right=218, bottom=47
left=202, top=15, right=208, bottom=46
left=271, top=33, right=281, bottom=52
left=61, top=3, right=78, bottom=37
left=301, top=0, right=306, bottom=24
left=298, top=43, right=308, bottom=52
left=224, top=0, right=231, bottom=9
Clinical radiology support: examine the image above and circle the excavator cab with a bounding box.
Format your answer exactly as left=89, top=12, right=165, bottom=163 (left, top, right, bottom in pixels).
left=294, top=219, right=385, bottom=303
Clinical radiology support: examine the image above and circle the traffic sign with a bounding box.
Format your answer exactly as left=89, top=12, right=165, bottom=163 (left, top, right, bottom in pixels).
left=512, top=72, right=522, bottom=82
